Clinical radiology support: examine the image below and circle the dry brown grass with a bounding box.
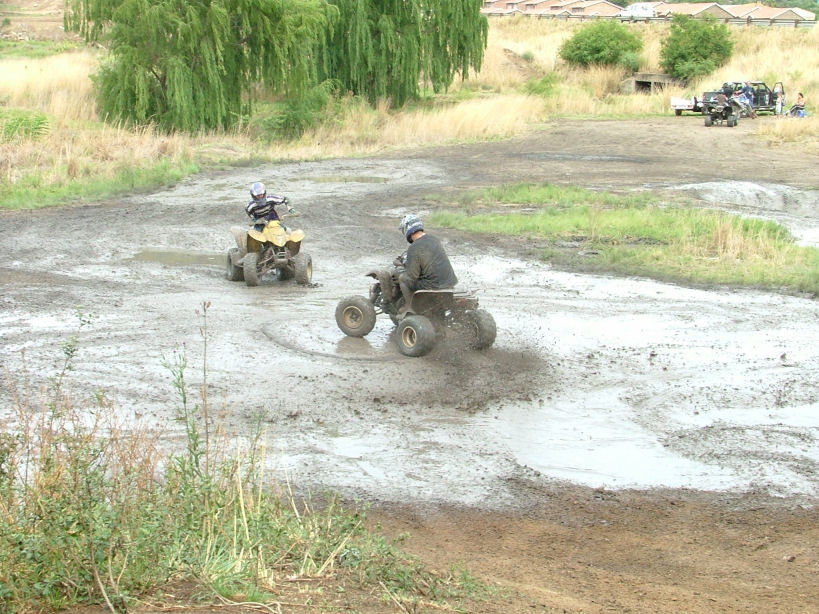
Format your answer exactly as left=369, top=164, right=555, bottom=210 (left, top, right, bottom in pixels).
left=0, top=50, right=99, bottom=123
left=1, top=19, right=816, bottom=200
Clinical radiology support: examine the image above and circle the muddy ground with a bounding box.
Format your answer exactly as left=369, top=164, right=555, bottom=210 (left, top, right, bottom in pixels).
left=2, top=6, right=819, bottom=610
left=2, top=115, right=818, bottom=612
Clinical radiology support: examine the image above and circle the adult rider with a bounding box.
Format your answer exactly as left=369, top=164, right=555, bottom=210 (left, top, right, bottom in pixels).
left=397, top=214, right=458, bottom=314
left=245, top=181, right=296, bottom=229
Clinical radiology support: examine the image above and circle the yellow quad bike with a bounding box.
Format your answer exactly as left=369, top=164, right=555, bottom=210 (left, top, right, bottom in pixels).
left=226, top=220, right=312, bottom=287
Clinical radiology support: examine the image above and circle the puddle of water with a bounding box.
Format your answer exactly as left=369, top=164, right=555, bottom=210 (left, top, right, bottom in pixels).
left=132, top=250, right=222, bottom=267
left=300, top=175, right=389, bottom=184
left=479, top=395, right=741, bottom=491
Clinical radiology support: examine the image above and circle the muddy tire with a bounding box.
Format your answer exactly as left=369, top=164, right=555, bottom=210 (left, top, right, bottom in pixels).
left=226, top=248, right=244, bottom=282
left=336, top=296, right=377, bottom=337
left=464, top=309, right=497, bottom=350
left=294, top=252, right=312, bottom=285
left=244, top=252, right=260, bottom=287
left=395, top=315, right=436, bottom=357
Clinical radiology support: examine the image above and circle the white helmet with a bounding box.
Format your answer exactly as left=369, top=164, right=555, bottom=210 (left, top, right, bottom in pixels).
left=250, top=181, right=266, bottom=202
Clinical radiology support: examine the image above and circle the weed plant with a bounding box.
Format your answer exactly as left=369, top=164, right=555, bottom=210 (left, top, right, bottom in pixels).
left=431, top=183, right=819, bottom=296
left=0, top=305, right=480, bottom=612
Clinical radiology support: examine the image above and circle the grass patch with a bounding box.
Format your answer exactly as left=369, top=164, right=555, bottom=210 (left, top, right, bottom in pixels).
left=0, top=108, right=49, bottom=141
left=0, top=306, right=489, bottom=613
left=430, top=182, right=819, bottom=296
left=0, top=158, right=200, bottom=209
left=0, top=39, right=81, bottom=58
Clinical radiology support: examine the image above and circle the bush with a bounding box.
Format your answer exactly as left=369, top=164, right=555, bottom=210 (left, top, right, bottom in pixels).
left=559, top=20, right=643, bottom=68
left=660, top=15, right=733, bottom=81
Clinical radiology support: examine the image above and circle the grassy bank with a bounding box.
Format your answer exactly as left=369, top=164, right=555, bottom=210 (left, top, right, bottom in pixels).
left=0, top=308, right=488, bottom=613
left=431, top=183, right=819, bottom=296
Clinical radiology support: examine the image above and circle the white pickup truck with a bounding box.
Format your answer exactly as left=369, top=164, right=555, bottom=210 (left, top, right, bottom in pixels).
left=670, top=96, right=703, bottom=116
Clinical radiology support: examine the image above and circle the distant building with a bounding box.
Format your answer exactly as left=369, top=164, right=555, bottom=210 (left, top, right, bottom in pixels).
left=482, top=1, right=816, bottom=25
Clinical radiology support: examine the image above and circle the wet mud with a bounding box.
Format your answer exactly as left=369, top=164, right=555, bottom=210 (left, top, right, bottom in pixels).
left=1, top=118, right=818, bottom=515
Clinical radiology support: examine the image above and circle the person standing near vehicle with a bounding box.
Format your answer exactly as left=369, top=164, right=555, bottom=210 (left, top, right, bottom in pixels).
left=397, top=214, right=458, bottom=314
left=245, top=181, right=296, bottom=229
left=741, top=81, right=757, bottom=118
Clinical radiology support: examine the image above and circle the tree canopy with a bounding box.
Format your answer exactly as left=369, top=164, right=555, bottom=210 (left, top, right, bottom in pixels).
left=660, top=15, right=734, bottom=81
left=319, top=0, right=488, bottom=106
left=65, top=0, right=488, bottom=131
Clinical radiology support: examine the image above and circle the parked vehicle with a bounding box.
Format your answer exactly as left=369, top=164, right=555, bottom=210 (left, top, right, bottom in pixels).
left=335, top=255, right=496, bottom=357
left=670, top=95, right=703, bottom=116
left=226, top=219, right=312, bottom=287
left=702, top=81, right=784, bottom=116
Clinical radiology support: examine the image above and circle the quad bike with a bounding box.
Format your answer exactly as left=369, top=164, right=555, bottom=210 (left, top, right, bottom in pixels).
left=702, top=95, right=741, bottom=127
left=335, top=255, right=496, bottom=357
left=226, top=219, right=312, bottom=287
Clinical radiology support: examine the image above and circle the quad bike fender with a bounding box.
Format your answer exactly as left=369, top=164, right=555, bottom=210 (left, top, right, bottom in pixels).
left=230, top=226, right=248, bottom=252
left=286, top=240, right=301, bottom=256
left=408, top=289, right=455, bottom=315
left=366, top=269, right=398, bottom=301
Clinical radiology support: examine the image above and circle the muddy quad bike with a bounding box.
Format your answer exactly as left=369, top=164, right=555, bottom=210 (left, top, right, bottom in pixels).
left=226, top=219, right=312, bottom=287
left=335, top=256, right=496, bottom=357
left=702, top=95, right=740, bottom=127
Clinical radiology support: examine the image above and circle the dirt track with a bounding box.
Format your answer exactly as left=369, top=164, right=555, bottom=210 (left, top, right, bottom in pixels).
left=2, top=118, right=818, bottom=612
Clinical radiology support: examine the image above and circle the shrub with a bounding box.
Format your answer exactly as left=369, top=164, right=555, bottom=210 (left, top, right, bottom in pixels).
left=521, top=73, right=560, bottom=97
left=660, top=15, right=733, bottom=81
left=0, top=108, right=49, bottom=142
left=559, top=20, right=643, bottom=68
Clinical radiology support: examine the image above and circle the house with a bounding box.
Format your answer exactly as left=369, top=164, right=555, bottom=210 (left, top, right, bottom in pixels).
left=653, top=2, right=735, bottom=19
left=483, top=0, right=816, bottom=25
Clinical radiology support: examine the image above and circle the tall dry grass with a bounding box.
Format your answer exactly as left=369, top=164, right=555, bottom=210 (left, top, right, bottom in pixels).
left=1, top=19, right=817, bottom=204
left=0, top=50, right=100, bottom=123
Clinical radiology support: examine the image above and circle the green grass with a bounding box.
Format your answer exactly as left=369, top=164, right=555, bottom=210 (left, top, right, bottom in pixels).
left=430, top=182, right=819, bottom=296
left=0, top=108, right=49, bottom=141
left=0, top=159, right=201, bottom=209
left=0, top=39, right=81, bottom=58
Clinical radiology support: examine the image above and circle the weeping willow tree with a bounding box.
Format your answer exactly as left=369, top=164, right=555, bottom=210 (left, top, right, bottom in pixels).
left=66, top=0, right=488, bottom=131
left=66, top=0, right=337, bottom=131
left=322, top=0, right=488, bottom=107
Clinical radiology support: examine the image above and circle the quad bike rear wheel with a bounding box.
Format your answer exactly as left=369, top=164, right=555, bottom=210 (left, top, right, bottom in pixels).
left=395, top=315, right=436, bottom=357
left=294, top=252, right=312, bottom=285
left=336, top=296, right=377, bottom=337
left=244, top=252, right=260, bottom=287
left=463, top=309, right=497, bottom=350
left=226, top=248, right=244, bottom=282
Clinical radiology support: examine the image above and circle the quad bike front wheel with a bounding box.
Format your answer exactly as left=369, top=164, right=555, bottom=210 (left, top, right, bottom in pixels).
left=336, top=296, right=377, bottom=337
left=243, top=252, right=260, bottom=286
left=463, top=309, right=497, bottom=350
left=226, top=248, right=244, bottom=282
left=395, top=315, right=436, bottom=357
left=294, top=252, right=312, bottom=285
left=704, top=115, right=713, bottom=127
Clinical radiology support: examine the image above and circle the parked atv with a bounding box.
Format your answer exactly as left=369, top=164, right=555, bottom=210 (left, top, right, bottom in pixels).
left=702, top=93, right=740, bottom=127
left=335, top=255, right=496, bottom=357
left=226, top=219, right=312, bottom=287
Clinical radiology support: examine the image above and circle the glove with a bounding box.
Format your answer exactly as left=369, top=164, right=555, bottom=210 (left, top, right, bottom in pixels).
left=288, top=207, right=298, bottom=216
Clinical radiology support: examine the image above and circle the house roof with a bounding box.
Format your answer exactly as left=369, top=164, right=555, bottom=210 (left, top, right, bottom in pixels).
left=482, top=0, right=816, bottom=20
